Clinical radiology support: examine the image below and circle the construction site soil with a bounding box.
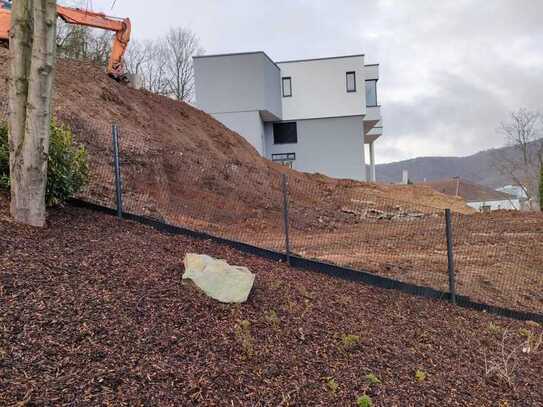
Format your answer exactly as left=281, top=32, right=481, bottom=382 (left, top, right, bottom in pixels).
left=0, top=52, right=542, bottom=315
left=1, top=196, right=542, bottom=406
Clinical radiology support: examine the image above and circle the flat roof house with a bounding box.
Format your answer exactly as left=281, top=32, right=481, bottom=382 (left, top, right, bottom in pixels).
left=193, top=52, right=383, bottom=181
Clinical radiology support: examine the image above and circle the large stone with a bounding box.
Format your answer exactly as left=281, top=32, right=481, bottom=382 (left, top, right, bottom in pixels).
left=182, top=253, right=255, bottom=303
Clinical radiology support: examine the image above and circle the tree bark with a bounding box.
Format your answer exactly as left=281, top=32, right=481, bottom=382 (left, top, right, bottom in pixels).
left=8, top=0, right=57, bottom=227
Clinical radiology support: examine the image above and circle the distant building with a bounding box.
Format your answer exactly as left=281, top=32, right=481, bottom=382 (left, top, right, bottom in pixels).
left=496, top=185, right=528, bottom=199
left=496, top=184, right=532, bottom=210
left=422, top=178, right=520, bottom=211
left=193, top=52, right=383, bottom=181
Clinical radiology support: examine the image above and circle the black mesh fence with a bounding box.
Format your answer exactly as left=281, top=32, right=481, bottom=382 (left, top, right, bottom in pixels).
left=287, top=175, right=450, bottom=292
left=2, top=113, right=542, bottom=321
left=110, top=124, right=286, bottom=253
left=105, top=123, right=543, bottom=320
left=450, top=211, right=543, bottom=315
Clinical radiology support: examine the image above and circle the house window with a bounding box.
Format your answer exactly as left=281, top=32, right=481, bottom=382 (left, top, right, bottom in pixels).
left=273, top=122, right=297, bottom=144
left=282, top=77, right=292, bottom=97
left=365, top=79, right=378, bottom=106
left=272, top=153, right=296, bottom=168
left=346, top=71, right=356, bottom=92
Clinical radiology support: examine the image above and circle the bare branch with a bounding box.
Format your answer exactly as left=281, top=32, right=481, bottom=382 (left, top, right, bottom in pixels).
left=492, top=108, right=543, bottom=209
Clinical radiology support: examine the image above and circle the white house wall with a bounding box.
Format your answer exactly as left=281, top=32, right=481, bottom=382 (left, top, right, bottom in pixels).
left=212, top=111, right=266, bottom=155
left=467, top=199, right=520, bottom=211
left=277, top=56, right=366, bottom=121
left=364, top=64, right=379, bottom=80
left=265, top=116, right=366, bottom=181
left=193, top=52, right=282, bottom=120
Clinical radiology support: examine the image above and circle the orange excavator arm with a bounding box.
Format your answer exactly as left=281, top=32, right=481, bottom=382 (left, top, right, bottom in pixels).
left=0, top=2, right=131, bottom=81
left=56, top=6, right=131, bottom=81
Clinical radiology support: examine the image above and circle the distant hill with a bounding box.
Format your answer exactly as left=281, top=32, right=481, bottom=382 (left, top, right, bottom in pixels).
left=376, top=140, right=542, bottom=188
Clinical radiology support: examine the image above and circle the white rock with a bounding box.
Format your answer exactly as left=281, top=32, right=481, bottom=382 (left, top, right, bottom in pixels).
left=182, top=253, right=255, bottom=303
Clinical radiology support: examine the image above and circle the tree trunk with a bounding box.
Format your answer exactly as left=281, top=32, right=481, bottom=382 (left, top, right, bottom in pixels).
left=8, top=0, right=57, bottom=227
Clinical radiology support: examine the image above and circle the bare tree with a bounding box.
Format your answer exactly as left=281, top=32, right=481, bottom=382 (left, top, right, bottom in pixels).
left=56, top=0, right=88, bottom=59
left=123, top=38, right=146, bottom=80
left=163, top=27, right=203, bottom=102
left=492, top=108, right=543, bottom=210
left=125, top=39, right=169, bottom=94
left=57, top=23, right=90, bottom=59
left=9, top=0, right=57, bottom=226
left=124, top=28, right=203, bottom=101
left=87, top=29, right=114, bottom=67
left=57, top=21, right=114, bottom=68
left=139, top=39, right=170, bottom=95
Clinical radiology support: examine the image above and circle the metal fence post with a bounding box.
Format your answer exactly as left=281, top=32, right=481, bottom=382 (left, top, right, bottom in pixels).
left=445, top=208, right=456, bottom=304
left=282, top=173, right=291, bottom=265
left=112, top=124, right=123, bottom=219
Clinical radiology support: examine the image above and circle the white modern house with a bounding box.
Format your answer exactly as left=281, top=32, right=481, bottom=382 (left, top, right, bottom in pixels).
left=193, top=52, right=383, bottom=181
left=423, top=178, right=520, bottom=211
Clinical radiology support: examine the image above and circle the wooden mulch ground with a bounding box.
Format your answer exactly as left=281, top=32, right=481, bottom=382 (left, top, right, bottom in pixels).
left=1, top=196, right=542, bottom=406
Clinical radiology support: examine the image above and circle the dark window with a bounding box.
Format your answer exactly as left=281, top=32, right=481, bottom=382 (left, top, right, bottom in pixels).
left=365, top=79, right=378, bottom=106
left=273, top=122, right=297, bottom=144
left=346, top=71, right=356, bottom=92
left=282, top=77, right=292, bottom=97
left=272, top=153, right=296, bottom=168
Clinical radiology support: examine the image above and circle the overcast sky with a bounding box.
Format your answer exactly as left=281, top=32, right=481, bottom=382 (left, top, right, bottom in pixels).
left=70, top=0, right=543, bottom=164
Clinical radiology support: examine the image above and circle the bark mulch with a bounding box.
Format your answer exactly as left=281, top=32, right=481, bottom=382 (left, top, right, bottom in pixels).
left=1, top=196, right=542, bottom=406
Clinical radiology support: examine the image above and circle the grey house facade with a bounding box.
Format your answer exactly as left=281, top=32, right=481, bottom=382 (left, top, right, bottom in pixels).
left=193, top=52, right=383, bottom=181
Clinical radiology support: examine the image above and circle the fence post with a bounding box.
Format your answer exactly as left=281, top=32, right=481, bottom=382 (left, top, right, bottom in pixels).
left=282, top=173, right=291, bottom=265
left=112, top=124, right=123, bottom=219
left=445, top=208, right=456, bottom=304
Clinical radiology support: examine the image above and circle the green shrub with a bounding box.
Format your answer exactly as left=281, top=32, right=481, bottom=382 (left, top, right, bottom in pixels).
left=415, top=369, right=427, bottom=382
left=341, top=334, right=361, bottom=350
left=325, top=377, right=339, bottom=394
left=234, top=319, right=254, bottom=357
left=365, top=372, right=381, bottom=386
left=0, top=121, right=89, bottom=206
left=264, top=309, right=280, bottom=329
left=356, top=394, right=373, bottom=407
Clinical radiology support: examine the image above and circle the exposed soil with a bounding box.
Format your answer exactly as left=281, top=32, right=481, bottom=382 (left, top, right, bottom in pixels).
left=1, top=195, right=542, bottom=406
left=289, top=210, right=543, bottom=315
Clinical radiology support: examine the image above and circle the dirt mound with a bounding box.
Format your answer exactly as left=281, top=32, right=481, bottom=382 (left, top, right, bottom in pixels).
left=0, top=49, right=474, bottom=233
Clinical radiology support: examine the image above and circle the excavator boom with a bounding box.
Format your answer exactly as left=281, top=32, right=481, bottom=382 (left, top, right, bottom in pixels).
left=56, top=6, right=131, bottom=80
left=0, top=2, right=131, bottom=81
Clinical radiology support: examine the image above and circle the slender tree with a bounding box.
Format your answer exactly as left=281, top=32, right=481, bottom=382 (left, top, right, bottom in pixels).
left=163, top=27, right=203, bottom=102
left=8, top=0, right=57, bottom=226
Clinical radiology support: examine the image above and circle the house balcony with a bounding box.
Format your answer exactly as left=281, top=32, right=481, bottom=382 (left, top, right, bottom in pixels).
left=363, top=106, right=382, bottom=143
left=365, top=125, right=383, bottom=143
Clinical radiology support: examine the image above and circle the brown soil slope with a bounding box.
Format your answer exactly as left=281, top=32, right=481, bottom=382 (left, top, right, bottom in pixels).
left=0, top=49, right=473, bottom=231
